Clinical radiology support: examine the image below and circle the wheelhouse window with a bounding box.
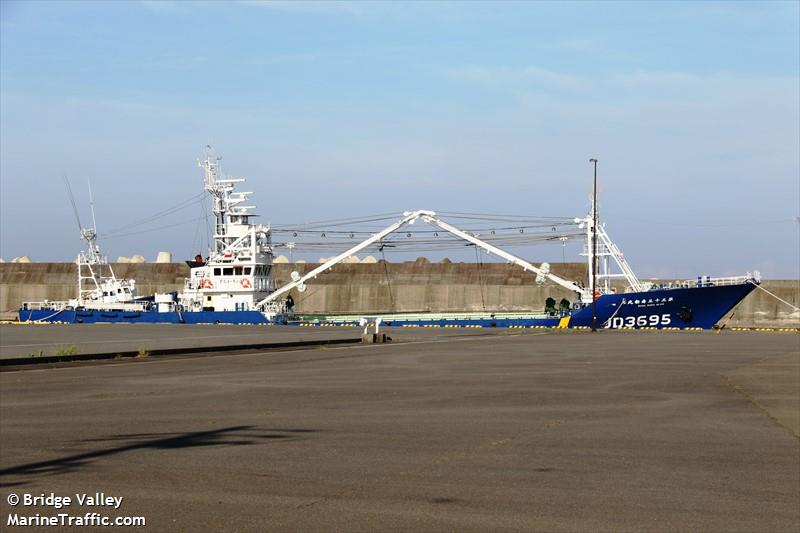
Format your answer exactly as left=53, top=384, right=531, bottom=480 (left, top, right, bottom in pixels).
left=214, top=268, right=221, bottom=276
left=234, top=266, right=243, bottom=276
left=244, top=267, right=252, bottom=275
left=223, top=267, right=233, bottom=276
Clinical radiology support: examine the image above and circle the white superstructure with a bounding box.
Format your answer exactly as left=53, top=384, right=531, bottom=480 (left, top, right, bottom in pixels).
left=179, top=147, right=276, bottom=313
left=75, top=237, right=138, bottom=307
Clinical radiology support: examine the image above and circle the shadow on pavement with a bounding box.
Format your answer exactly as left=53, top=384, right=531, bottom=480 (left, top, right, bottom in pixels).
left=0, top=425, right=315, bottom=486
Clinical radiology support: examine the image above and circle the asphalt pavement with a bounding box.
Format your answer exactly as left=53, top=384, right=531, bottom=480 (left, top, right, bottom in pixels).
left=0, top=323, right=506, bottom=359
left=1, top=330, right=798, bottom=532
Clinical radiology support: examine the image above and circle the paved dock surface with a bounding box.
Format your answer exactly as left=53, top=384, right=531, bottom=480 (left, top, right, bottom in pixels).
left=0, top=324, right=502, bottom=359
left=1, top=330, right=798, bottom=532
left=0, top=324, right=358, bottom=359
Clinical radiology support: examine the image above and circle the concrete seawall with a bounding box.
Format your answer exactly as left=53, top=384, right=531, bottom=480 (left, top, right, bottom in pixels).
left=1, top=263, right=797, bottom=327
left=273, top=261, right=589, bottom=314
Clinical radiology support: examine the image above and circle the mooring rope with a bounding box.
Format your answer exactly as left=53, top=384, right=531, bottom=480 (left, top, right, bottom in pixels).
left=749, top=281, right=800, bottom=312
left=22, top=309, right=64, bottom=323
left=601, top=299, right=627, bottom=328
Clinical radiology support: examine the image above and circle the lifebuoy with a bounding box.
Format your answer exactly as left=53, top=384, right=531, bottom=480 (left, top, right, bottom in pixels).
left=241, top=278, right=252, bottom=289
left=199, top=278, right=213, bottom=289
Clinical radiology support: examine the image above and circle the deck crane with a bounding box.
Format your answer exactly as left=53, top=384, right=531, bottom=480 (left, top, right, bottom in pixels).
left=257, top=210, right=589, bottom=310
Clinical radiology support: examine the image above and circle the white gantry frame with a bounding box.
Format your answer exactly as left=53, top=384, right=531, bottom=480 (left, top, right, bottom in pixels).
left=257, top=210, right=586, bottom=309
left=576, top=209, right=643, bottom=295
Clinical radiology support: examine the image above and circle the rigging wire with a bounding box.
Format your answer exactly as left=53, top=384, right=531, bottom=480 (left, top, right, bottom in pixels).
left=191, top=197, right=207, bottom=256
left=92, top=198, right=584, bottom=258
left=204, top=201, right=213, bottom=254
left=271, top=222, right=577, bottom=236
left=62, top=175, right=84, bottom=232
left=101, top=214, right=212, bottom=240
left=271, top=231, right=583, bottom=252
left=272, top=212, right=400, bottom=230
left=437, top=211, right=575, bottom=222
left=273, top=211, right=576, bottom=231
left=101, top=192, right=206, bottom=237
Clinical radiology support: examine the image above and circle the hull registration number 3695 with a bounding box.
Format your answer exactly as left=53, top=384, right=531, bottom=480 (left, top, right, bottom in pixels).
left=608, top=314, right=671, bottom=328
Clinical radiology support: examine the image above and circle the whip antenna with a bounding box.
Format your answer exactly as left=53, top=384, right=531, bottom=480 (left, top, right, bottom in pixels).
left=88, top=178, right=98, bottom=232
left=63, top=174, right=83, bottom=232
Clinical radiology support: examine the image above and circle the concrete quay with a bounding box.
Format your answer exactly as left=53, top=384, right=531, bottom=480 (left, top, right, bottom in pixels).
left=0, top=323, right=360, bottom=360
left=0, top=324, right=515, bottom=360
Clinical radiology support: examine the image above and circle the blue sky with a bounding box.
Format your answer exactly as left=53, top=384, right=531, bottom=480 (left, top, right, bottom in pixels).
left=1, top=0, right=798, bottom=278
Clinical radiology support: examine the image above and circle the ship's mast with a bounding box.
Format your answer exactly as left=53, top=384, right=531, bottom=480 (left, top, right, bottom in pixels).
left=576, top=165, right=643, bottom=298
left=200, top=146, right=226, bottom=254
left=199, top=145, right=253, bottom=257
left=83, top=179, right=104, bottom=264
left=64, top=176, right=122, bottom=302
left=590, top=159, right=598, bottom=331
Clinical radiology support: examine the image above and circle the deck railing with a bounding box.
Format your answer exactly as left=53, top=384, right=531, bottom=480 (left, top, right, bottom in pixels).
left=684, top=274, right=759, bottom=288
left=21, top=300, right=153, bottom=312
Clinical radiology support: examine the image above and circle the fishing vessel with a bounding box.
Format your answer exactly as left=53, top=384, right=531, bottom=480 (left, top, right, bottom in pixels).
left=267, top=209, right=760, bottom=330
left=19, top=151, right=760, bottom=328
left=19, top=148, right=283, bottom=324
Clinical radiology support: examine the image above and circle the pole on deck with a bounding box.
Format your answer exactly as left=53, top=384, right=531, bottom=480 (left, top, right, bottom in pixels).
left=590, top=158, right=598, bottom=332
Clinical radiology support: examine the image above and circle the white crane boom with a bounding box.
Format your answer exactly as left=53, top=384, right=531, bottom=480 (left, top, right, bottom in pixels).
left=419, top=213, right=584, bottom=295
left=258, top=210, right=435, bottom=307
left=257, top=209, right=586, bottom=310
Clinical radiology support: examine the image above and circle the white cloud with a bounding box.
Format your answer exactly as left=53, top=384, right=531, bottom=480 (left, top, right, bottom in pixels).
left=137, top=1, right=186, bottom=15
left=443, top=65, right=587, bottom=93
left=237, top=0, right=364, bottom=17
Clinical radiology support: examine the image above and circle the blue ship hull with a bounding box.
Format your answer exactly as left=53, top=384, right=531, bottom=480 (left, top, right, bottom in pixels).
left=19, top=283, right=756, bottom=330
left=315, top=283, right=758, bottom=330
left=17, top=308, right=270, bottom=325
left=566, top=282, right=756, bottom=329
